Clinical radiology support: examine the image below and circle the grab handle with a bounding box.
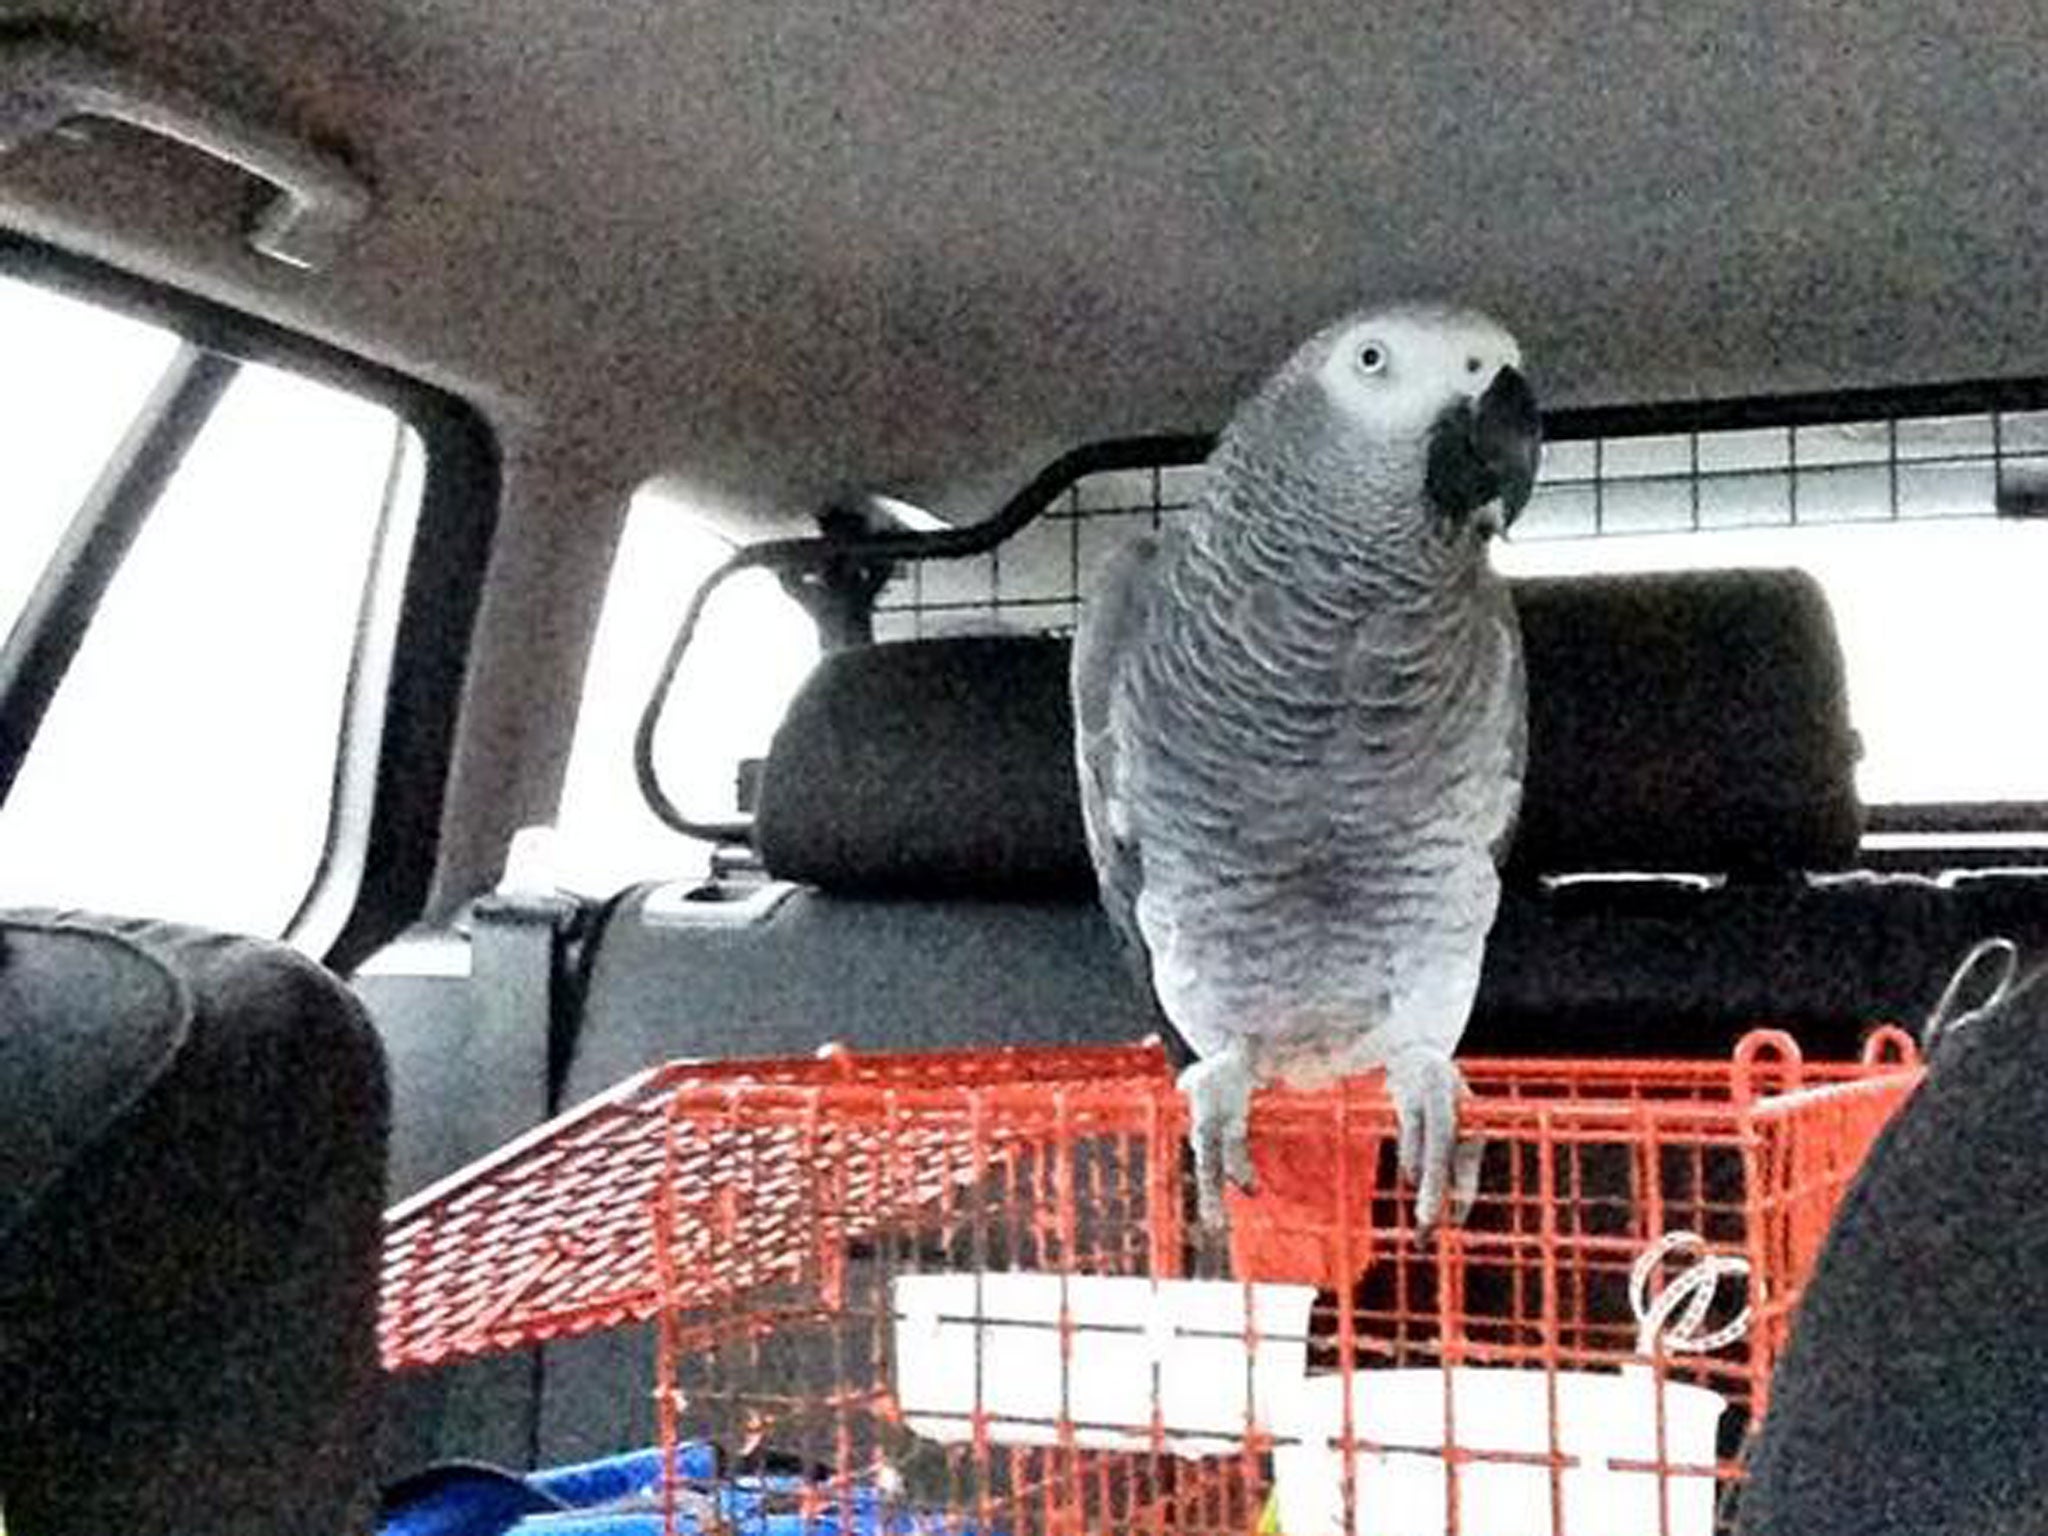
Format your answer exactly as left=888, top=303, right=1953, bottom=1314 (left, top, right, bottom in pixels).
left=0, top=35, right=370, bottom=269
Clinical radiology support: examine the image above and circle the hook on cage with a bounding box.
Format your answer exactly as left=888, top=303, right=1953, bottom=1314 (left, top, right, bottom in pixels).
left=1729, top=1029, right=1805, bottom=1108
left=1922, top=937, right=2024, bottom=1054
left=1630, top=1229, right=1751, bottom=1359
left=1859, top=1023, right=1921, bottom=1067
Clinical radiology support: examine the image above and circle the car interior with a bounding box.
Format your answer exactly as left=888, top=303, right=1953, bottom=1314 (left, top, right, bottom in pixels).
left=4, top=3, right=2048, bottom=1532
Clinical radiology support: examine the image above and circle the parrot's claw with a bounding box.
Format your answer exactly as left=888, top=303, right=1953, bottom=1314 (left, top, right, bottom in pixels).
left=1448, top=1135, right=1486, bottom=1227
left=1180, top=1050, right=1255, bottom=1228
left=1388, top=1049, right=1481, bottom=1235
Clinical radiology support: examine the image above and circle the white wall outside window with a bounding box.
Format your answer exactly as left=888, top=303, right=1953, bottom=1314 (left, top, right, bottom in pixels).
left=553, top=489, right=819, bottom=893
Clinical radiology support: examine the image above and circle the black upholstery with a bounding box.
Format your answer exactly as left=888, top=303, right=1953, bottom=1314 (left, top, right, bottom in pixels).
left=562, top=876, right=1965, bottom=1102
left=356, top=948, right=546, bottom=1479
left=537, top=888, right=1164, bottom=1463
left=755, top=634, right=1096, bottom=897
left=1737, top=963, right=2048, bottom=1535
left=1511, top=570, right=1862, bottom=876
left=0, top=918, right=189, bottom=1247
left=752, top=569, right=1864, bottom=896
left=1952, top=869, right=2048, bottom=954
left=573, top=890, right=1150, bottom=1080
left=0, top=912, right=388, bottom=1536
left=1477, top=875, right=1969, bottom=1053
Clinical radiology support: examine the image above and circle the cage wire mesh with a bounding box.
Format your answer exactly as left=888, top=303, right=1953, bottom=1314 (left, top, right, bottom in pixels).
left=380, top=1028, right=1924, bottom=1536
left=871, top=405, right=2048, bottom=642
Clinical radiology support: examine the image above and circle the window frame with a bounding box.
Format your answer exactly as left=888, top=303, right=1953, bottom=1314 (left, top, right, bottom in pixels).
left=0, top=233, right=500, bottom=965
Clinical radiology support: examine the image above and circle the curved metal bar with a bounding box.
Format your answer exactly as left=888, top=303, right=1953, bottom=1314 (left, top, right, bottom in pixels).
left=633, top=432, right=1215, bottom=841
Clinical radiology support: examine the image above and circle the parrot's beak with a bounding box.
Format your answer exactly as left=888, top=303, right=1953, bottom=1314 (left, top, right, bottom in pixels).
left=1426, top=364, right=1542, bottom=533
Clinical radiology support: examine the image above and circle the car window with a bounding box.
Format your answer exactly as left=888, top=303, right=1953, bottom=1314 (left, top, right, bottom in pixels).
left=0, top=274, right=420, bottom=937
left=554, top=488, right=819, bottom=892
left=1495, top=411, right=2048, bottom=815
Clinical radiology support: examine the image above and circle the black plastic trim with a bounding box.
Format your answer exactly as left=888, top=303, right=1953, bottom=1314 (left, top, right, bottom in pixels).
left=1866, top=802, right=2048, bottom=837
left=1544, top=376, right=2048, bottom=439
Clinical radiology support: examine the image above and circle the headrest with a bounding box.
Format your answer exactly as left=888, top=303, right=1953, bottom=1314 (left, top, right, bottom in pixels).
left=755, top=567, right=1862, bottom=895
left=1510, top=568, right=1862, bottom=877
left=754, top=636, right=1096, bottom=897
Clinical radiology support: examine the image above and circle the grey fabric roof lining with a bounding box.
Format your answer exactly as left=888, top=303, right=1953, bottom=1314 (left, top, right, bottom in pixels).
left=7, top=0, right=2048, bottom=518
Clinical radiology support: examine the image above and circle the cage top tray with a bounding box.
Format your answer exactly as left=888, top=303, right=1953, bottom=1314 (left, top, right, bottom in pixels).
left=380, top=1041, right=1175, bottom=1370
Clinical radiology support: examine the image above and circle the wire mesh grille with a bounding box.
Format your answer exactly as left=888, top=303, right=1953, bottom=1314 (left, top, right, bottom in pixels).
left=872, top=406, right=2048, bottom=642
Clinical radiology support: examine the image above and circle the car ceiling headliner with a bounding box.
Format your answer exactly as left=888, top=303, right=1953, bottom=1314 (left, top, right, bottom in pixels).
left=7, top=0, right=2048, bottom=528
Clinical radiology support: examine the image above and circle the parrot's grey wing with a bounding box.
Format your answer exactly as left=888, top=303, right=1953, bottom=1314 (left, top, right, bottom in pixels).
left=1071, top=533, right=1164, bottom=1017
left=1488, top=573, right=1528, bottom=870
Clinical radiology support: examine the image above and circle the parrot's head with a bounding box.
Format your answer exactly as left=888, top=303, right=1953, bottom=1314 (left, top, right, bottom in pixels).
left=1277, top=303, right=1542, bottom=541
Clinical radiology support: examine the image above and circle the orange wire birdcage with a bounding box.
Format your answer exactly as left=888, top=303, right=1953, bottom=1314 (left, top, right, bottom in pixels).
left=379, top=1027, right=1922, bottom=1536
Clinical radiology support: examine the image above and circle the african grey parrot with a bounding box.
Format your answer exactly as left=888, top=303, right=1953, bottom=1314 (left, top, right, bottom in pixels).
left=1071, top=302, right=1539, bottom=1229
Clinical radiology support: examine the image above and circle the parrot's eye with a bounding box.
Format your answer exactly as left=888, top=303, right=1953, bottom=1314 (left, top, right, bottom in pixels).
left=1466, top=356, right=1483, bottom=375
left=1356, top=343, right=1387, bottom=376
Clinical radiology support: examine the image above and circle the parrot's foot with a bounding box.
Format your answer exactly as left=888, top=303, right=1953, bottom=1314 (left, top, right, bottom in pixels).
left=1180, top=1048, right=1255, bottom=1227
left=1386, top=1048, right=1485, bottom=1235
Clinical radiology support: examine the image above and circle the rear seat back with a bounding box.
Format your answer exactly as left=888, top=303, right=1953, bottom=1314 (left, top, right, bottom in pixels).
left=570, top=566, right=1942, bottom=1100
left=1486, top=569, right=1961, bottom=1053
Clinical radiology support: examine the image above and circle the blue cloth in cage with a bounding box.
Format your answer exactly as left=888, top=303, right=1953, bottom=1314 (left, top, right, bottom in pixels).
left=380, top=1444, right=977, bottom=1536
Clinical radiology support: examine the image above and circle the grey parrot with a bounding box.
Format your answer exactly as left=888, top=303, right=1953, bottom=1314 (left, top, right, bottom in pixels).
left=1071, top=302, right=1538, bottom=1230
